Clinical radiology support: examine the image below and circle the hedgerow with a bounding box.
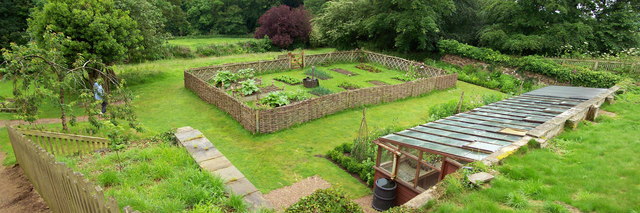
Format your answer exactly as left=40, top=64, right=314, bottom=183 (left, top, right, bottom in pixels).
left=438, top=40, right=621, bottom=88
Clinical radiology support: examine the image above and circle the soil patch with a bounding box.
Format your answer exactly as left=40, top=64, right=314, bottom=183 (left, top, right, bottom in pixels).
left=263, top=175, right=331, bottom=211
left=368, top=80, right=389, bottom=86
left=0, top=152, right=50, bottom=213
left=356, top=64, right=382, bottom=73
left=331, top=68, right=358, bottom=76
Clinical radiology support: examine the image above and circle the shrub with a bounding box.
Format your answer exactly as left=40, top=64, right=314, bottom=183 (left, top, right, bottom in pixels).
left=438, top=40, right=621, bottom=88
left=195, top=39, right=273, bottom=57
left=162, top=45, right=196, bottom=59
left=338, top=81, right=361, bottom=90
left=285, top=188, right=363, bottom=213
left=260, top=91, right=290, bottom=107
left=309, top=87, right=333, bottom=96
left=255, top=5, right=312, bottom=48
left=211, top=71, right=237, bottom=89
left=273, top=76, right=302, bottom=85
left=238, top=79, right=260, bottom=96
left=304, top=68, right=332, bottom=80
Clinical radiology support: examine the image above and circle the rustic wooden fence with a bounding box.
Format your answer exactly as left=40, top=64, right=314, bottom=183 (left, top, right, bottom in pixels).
left=20, top=129, right=110, bottom=156
left=185, top=50, right=456, bottom=133
left=7, top=127, right=129, bottom=213
left=549, top=58, right=639, bottom=73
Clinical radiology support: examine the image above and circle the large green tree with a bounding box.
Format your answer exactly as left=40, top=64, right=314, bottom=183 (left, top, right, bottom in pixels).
left=115, top=0, right=168, bottom=62
left=186, top=0, right=247, bottom=35
left=314, top=0, right=456, bottom=52
left=479, top=0, right=640, bottom=56
left=28, top=0, right=143, bottom=66
left=0, top=0, right=34, bottom=52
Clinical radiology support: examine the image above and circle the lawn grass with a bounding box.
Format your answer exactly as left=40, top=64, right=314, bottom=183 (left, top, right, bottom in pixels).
left=57, top=140, right=245, bottom=213
left=426, top=90, right=640, bottom=212
left=113, top=49, right=503, bottom=198
left=1, top=49, right=503, bottom=199
left=167, top=36, right=256, bottom=50
left=254, top=63, right=406, bottom=96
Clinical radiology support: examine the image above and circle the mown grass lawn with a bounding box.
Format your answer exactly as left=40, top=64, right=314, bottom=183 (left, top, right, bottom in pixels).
left=114, top=50, right=503, bottom=198
left=167, top=36, right=256, bottom=50
left=427, top=91, right=640, bottom=212
left=0, top=49, right=503, bottom=199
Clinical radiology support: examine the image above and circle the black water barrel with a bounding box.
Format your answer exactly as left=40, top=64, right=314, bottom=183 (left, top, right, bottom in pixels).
left=372, top=178, right=397, bottom=211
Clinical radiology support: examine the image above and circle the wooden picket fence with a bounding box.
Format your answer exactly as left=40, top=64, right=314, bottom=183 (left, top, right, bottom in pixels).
left=19, top=129, right=110, bottom=156
left=7, top=127, right=132, bottom=213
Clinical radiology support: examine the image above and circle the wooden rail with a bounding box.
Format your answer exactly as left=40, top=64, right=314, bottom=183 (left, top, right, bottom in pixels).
left=7, top=127, right=129, bottom=213
left=19, top=129, right=110, bottom=156
left=549, top=58, right=639, bottom=73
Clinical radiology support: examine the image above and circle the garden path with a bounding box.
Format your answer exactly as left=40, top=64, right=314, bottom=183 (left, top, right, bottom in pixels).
left=263, top=175, right=331, bottom=210
left=0, top=152, right=49, bottom=213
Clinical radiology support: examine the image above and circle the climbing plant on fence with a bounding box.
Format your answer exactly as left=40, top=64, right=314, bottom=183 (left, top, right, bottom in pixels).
left=438, top=40, right=622, bottom=88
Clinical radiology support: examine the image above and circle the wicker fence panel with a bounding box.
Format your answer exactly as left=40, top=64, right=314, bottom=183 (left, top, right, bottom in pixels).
left=7, top=127, right=125, bottom=213
left=184, top=50, right=457, bottom=133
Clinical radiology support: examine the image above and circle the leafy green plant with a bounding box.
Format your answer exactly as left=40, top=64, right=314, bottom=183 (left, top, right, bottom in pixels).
left=304, top=68, right=332, bottom=80
left=338, top=81, right=361, bottom=90
left=273, top=75, right=302, bottom=85
left=285, top=188, right=363, bottom=213
left=309, top=87, right=333, bottom=96
left=237, top=79, right=260, bottom=96
left=286, top=90, right=311, bottom=102
left=211, top=70, right=237, bottom=88
left=259, top=91, right=290, bottom=107
left=505, top=192, right=529, bottom=209
left=236, top=68, right=255, bottom=79
left=393, top=75, right=416, bottom=82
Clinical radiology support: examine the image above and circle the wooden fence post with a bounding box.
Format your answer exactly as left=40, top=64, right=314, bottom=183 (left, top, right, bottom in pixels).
left=456, top=92, right=465, bottom=114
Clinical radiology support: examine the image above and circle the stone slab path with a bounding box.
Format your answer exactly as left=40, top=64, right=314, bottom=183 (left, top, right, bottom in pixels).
left=263, top=175, right=331, bottom=211
left=175, top=127, right=271, bottom=211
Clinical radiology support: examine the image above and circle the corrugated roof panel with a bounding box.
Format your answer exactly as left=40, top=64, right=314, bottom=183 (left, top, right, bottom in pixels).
left=379, top=86, right=609, bottom=162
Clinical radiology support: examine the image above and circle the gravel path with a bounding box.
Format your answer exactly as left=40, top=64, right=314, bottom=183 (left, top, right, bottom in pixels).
left=263, top=175, right=331, bottom=211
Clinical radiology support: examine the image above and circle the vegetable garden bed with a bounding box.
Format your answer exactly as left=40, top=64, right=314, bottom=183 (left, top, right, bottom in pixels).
left=185, top=50, right=456, bottom=133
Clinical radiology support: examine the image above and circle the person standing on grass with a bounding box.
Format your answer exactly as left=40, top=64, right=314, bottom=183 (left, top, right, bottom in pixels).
left=94, top=80, right=107, bottom=114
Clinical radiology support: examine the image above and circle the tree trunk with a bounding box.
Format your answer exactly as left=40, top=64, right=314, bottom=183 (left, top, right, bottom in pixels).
left=58, top=75, right=68, bottom=132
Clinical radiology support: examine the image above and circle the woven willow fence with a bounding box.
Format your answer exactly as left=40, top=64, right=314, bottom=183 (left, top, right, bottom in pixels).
left=549, top=58, right=639, bottom=73
left=7, top=127, right=130, bottom=213
left=185, top=50, right=457, bottom=133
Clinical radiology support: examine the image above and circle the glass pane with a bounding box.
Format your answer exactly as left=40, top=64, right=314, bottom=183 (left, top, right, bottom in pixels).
left=378, top=148, right=394, bottom=174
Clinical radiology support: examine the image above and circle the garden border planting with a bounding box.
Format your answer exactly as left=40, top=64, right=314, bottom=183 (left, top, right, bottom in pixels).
left=185, top=50, right=456, bottom=133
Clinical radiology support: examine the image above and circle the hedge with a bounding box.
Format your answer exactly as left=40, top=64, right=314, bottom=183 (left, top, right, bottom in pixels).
left=438, top=40, right=621, bottom=88
left=326, top=143, right=375, bottom=187
left=285, top=188, right=363, bottom=213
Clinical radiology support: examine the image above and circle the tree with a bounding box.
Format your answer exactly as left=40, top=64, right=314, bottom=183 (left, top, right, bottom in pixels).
left=304, top=0, right=328, bottom=15
left=155, top=0, right=191, bottom=36
left=115, top=0, right=169, bottom=62
left=255, top=5, right=312, bottom=48
left=441, top=0, right=485, bottom=45
left=186, top=0, right=247, bottom=35
left=1, top=32, right=140, bottom=133
left=28, top=0, right=143, bottom=66
left=282, top=0, right=303, bottom=8
left=478, top=0, right=640, bottom=56
left=314, top=0, right=455, bottom=52
left=0, top=0, right=34, bottom=52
